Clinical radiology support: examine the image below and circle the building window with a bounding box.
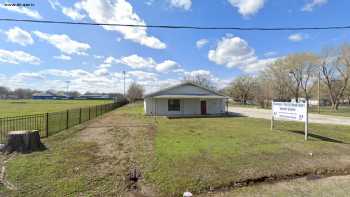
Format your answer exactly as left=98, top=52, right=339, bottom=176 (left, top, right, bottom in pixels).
left=168, top=99, right=180, bottom=111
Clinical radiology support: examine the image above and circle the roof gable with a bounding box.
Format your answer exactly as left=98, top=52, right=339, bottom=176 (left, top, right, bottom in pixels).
left=145, top=82, right=225, bottom=98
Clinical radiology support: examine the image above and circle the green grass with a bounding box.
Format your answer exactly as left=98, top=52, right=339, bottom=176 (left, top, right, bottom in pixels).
left=230, top=102, right=350, bottom=117
left=2, top=103, right=350, bottom=196
left=143, top=105, right=350, bottom=195
left=203, top=175, right=350, bottom=197
left=0, top=105, right=152, bottom=197
left=0, top=124, right=99, bottom=197
left=309, top=106, right=350, bottom=117
left=0, top=99, right=112, bottom=117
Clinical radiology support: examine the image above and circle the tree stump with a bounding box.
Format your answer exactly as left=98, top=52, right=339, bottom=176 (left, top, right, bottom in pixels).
left=1, top=130, right=46, bottom=154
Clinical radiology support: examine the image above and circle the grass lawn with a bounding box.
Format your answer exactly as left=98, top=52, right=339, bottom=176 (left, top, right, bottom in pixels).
left=199, top=175, right=350, bottom=197
left=309, top=106, right=350, bottom=117
left=230, top=103, right=350, bottom=117
left=2, top=103, right=350, bottom=196
left=0, top=104, right=154, bottom=196
left=146, top=105, right=350, bottom=195
left=0, top=99, right=112, bottom=117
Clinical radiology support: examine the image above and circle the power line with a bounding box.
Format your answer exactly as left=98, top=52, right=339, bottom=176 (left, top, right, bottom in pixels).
left=1, top=18, right=350, bottom=31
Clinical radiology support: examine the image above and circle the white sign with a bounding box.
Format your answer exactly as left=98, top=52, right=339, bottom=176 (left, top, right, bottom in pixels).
left=271, top=101, right=309, bottom=141
left=272, top=102, right=307, bottom=122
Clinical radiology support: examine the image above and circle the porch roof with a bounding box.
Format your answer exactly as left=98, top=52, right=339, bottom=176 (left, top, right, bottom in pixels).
left=152, top=95, right=228, bottom=99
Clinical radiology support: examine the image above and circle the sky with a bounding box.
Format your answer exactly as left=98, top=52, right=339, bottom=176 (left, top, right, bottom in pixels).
left=0, top=0, right=350, bottom=93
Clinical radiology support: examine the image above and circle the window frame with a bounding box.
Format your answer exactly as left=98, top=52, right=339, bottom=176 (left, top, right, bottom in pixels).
left=168, top=99, right=181, bottom=111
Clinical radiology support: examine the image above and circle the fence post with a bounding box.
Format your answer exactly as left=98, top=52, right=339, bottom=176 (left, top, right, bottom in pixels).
left=88, top=107, right=91, bottom=120
left=79, top=108, right=82, bottom=124
left=66, top=110, right=69, bottom=129
left=96, top=106, right=98, bottom=117
left=45, top=113, right=49, bottom=137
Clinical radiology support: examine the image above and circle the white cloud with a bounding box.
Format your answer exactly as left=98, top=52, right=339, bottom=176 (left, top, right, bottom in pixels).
left=49, top=0, right=86, bottom=20
left=99, top=63, right=111, bottom=68
left=53, top=54, right=72, bottom=60
left=0, top=49, right=40, bottom=65
left=5, top=27, right=34, bottom=46
left=228, top=0, right=265, bottom=17
left=196, top=39, right=208, bottom=48
left=106, top=54, right=181, bottom=73
left=33, top=31, right=90, bottom=55
left=127, top=70, right=158, bottom=81
left=13, top=72, right=45, bottom=81
left=288, top=33, right=308, bottom=42
left=264, top=51, right=278, bottom=57
left=116, top=54, right=156, bottom=69
left=169, top=0, right=192, bottom=10
left=94, top=68, right=109, bottom=76
left=208, top=35, right=256, bottom=68
left=155, top=60, right=181, bottom=72
left=208, top=35, right=279, bottom=73
left=79, top=0, right=166, bottom=49
left=302, top=0, right=328, bottom=12
left=0, top=3, right=42, bottom=19
left=242, top=57, right=279, bottom=73
left=93, top=55, right=104, bottom=59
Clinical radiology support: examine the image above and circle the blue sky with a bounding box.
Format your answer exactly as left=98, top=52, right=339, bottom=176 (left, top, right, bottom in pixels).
left=0, top=0, right=349, bottom=93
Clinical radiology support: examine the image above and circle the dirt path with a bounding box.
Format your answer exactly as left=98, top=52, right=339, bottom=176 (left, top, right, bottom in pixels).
left=78, top=107, right=156, bottom=196
left=229, top=107, right=350, bottom=126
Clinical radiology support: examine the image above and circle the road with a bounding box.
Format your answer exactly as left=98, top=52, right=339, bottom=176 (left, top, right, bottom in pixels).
left=228, top=107, right=350, bottom=126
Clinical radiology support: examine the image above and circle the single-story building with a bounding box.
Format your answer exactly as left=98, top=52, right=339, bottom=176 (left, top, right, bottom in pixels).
left=144, top=82, right=229, bottom=116
left=78, top=94, right=112, bottom=100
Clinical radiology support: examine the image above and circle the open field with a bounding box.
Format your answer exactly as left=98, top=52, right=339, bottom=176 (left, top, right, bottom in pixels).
left=1, top=103, right=350, bottom=196
left=0, top=99, right=112, bottom=117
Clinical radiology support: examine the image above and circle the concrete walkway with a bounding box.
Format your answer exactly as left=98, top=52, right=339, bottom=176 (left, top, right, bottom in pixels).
left=228, top=107, right=350, bottom=126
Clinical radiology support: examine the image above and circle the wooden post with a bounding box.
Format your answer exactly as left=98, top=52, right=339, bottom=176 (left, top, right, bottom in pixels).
left=96, top=106, right=98, bottom=117
left=45, top=113, right=49, bottom=137
left=271, top=115, right=274, bottom=130
left=88, top=107, right=91, bottom=120
left=66, top=110, right=69, bottom=129
left=79, top=108, right=82, bottom=124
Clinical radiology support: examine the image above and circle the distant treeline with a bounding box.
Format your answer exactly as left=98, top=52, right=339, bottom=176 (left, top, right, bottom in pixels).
left=0, top=86, right=121, bottom=99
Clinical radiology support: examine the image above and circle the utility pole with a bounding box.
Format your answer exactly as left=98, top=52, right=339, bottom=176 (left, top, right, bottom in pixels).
left=318, top=70, right=320, bottom=114
left=123, top=71, right=126, bottom=96
left=65, top=81, right=70, bottom=96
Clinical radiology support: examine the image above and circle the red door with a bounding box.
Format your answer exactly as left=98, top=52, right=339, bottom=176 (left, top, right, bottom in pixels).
left=201, top=101, right=207, bottom=115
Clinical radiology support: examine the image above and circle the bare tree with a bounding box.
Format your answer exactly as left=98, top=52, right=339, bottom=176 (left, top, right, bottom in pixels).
left=285, top=53, right=318, bottom=102
left=228, top=76, right=256, bottom=104
left=183, top=72, right=216, bottom=90
left=264, top=59, right=294, bottom=101
left=127, top=82, right=144, bottom=103
left=255, top=73, right=273, bottom=108
left=320, top=44, right=350, bottom=110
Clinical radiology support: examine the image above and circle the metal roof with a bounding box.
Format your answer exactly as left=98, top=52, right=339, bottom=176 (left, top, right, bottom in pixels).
left=153, top=95, right=227, bottom=99
left=144, top=82, right=227, bottom=98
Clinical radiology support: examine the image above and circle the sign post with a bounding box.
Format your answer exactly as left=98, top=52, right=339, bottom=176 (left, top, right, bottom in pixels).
left=272, top=101, right=308, bottom=141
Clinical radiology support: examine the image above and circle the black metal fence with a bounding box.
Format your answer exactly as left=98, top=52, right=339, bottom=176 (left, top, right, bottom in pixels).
left=0, top=101, right=127, bottom=143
